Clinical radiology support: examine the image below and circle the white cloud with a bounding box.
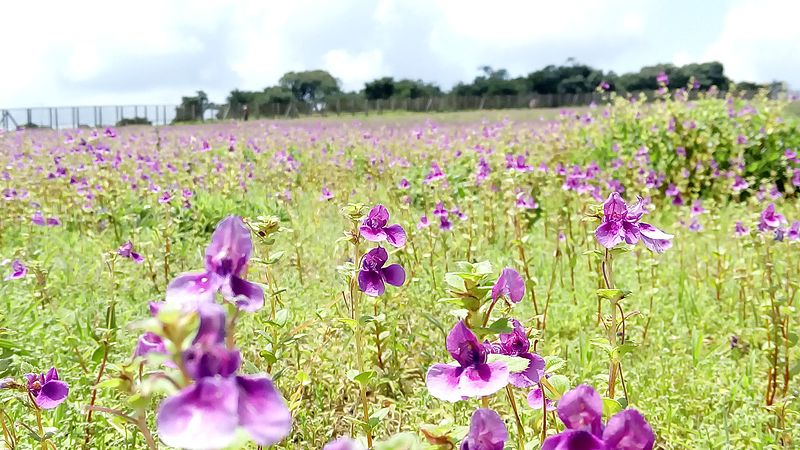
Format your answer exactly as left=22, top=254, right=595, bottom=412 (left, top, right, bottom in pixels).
left=323, top=50, right=387, bottom=91
left=703, top=0, right=800, bottom=86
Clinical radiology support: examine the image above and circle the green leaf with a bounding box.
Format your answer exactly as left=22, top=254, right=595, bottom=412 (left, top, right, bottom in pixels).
left=603, top=397, right=623, bottom=418
left=486, top=354, right=531, bottom=373
left=444, top=273, right=466, bottom=291
left=544, top=355, right=566, bottom=373
left=545, top=374, right=570, bottom=400
left=487, top=318, right=512, bottom=334
left=336, top=318, right=359, bottom=331
left=266, top=251, right=285, bottom=264
left=596, top=289, right=630, bottom=302
left=346, top=370, right=376, bottom=385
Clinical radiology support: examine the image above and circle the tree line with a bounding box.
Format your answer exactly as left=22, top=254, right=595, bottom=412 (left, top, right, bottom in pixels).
left=175, top=60, right=781, bottom=121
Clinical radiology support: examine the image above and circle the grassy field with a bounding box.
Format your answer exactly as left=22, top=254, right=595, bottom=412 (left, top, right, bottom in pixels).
left=0, top=91, right=798, bottom=450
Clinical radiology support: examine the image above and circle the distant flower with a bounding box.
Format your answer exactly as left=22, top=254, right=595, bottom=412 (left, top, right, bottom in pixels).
left=159, top=191, right=173, bottom=204
left=688, top=218, right=702, bottom=232
left=417, top=215, right=430, bottom=229
left=675, top=147, right=686, bottom=158
left=460, top=408, right=508, bottom=450
left=690, top=200, right=706, bottom=217
left=46, top=217, right=61, bottom=226
left=320, top=186, right=334, bottom=201
left=439, top=216, right=452, bottom=231
left=788, top=221, right=800, bottom=241
left=516, top=193, right=538, bottom=210
left=492, top=268, right=525, bottom=303
left=104, top=127, right=117, bottom=138
left=656, top=71, right=669, bottom=86
left=426, top=321, right=509, bottom=402
left=665, top=183, right=679, bottom=197
left=731, top=176, right=749, bottom=192
left=734, top=221, right=749, bottom=237
left=424, top=162, right=446, bottom=184
left=324, top=437, right=365, bottom=450
left=24, top=367, right=69, bottom=409
left=542, top=384, right=655, bottom=450
left=5, top=259, right=27, bottom=281
left=595, top=192, right=673, bottom=253
left=360, top=205, right=406, bottom=247
left=182, top=188, right=194, bottom=199
left=117, top=241, right=144, bottom=263
left=357, top=247, right=405, bottom=297
left=166, top=216, right=264, bottom=311
left=737, top=134, right=748, bottom=145
left=433, top=202, right=448, bottom=218
left=31, top=211, right=46, bottom=226
left=758, top=204, right=786, bottom=232
left=134, top=332, right=168, bottom=359
left=398, top=178, right=410, bottom=189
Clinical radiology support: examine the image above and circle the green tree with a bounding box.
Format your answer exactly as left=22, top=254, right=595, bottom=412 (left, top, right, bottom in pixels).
left=279, top=70, right=341, bottom=105
left=364, top=77, right=396, bottom=100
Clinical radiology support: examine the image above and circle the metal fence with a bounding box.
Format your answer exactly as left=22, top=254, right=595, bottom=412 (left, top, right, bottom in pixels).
left=3, top=89, right=792, bottom=131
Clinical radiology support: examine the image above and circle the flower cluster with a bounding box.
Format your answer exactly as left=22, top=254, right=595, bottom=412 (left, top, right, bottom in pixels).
left=357, top=205, right=406, bottom=297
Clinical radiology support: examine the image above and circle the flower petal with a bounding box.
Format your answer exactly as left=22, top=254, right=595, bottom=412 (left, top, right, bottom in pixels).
left=557, top=384, right=604, bottom=435
left=492, top=268, right=525, bottom=303
left=462, top=408, right=508, bottom=450
left=367, top=204, right=389, bottom=227
left=526, top=386, right=555, bottom=412
left=223, top=276, right=265, bottom=312
left=602, top=409, right=655, bottom=450
left=359, top=226, right=387, bottom=242
left=508, top=353, right=545, bottom=388
left=446, top=321, right=484, bottom=367
left=381, top=264, right=405, bottom=287
left=603, top=192, right=627, bottom=221
left=324, top=437, right=366, bottom=450
left=205, top=216, right=252, bottom=277
left=157, top=378, right=239, bottom=450
left=358, top=269, right=385, bottom=297
left=456, top=362, right=509, bottom=399
left=36, top=380, right=69, bottom=409
left=425, top=363, right=463, bottom=402
left=236, top=375, right=292, bottom=446
left=542, top=430, right=607, bottom=450
left=595, top=221, right=625, bottom=249
left=638, top=223, right=674, bottom=254
left=166, top=271, right=219, bottom=307
left=383, top=224, right=407, bottom=247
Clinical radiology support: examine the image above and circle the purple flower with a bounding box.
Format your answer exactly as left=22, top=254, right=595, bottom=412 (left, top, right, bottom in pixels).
left=731, top=176, right=749, bottom=192
left=320, top=186, right=334, bottom=201
left=788, top=221, right=800, bottom=241
left=159, top=191, right=173, bottom=204
left=357, top=247, right=405, bottom=297
left=134, top=332, right=168, bottom=359
left=4, top=260, right=27, bottom=281
left=491, top=319, right=545, bottom=388
left=424, top=162, right=446, bottom=184
left=688, top=218, right=702, bottom=232
left=516, top=194, right=538, bottom=210
left=734, top=221, right=749, bottom=237
left=156, top=346, right=291, bottom=449
left=425, top=321, right=509, bottom=402
left=324, top=438, right=365, bottom=450
left=167, top=216, right=264, bottom=311
left=433, top=201, right=448, bottom=218
left=24, top=367, right=69, bottom=409
left=104, top=127, right=117, bottom=138
left=398, top=178, right=410, bottom=189
left=690, top=200, right=706, bottom=217
left=492, top=268, right=525, bottom=303
left=417, top=215, right=430, bottom=229
left=359, top=205, right=406, bottom=247
left=542, top=384, right=655, bottom=450
left=439, top=216, right=452, bottom=231
left=656, top=71, right=669, bottom=86
left=595, top=193, right=673, bottom=254
left=527, top=385, right=555, bottom=411
left=118, top=241, right=144, bottom=263
left=31, top=211, right=46, bottom=226
left=758, top=204, right=786, bottom=232
left=460, top=408, right=508, bottom=450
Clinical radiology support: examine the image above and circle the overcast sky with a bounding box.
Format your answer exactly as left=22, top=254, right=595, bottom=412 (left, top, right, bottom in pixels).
left=1, top=0, right=798, bottom=108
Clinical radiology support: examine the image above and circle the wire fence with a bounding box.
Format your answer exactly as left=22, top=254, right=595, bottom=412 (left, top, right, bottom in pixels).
left=2, top=90, right=794, bottom=131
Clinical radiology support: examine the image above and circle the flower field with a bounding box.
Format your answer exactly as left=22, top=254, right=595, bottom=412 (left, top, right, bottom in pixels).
left=1, top=89, right=799, bottom=449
